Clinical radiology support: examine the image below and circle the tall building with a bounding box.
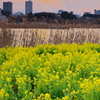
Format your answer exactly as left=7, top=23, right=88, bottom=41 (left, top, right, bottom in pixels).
left=25, top=0, right=33, bottom=14
left=3, top=2, right=12, bottom=14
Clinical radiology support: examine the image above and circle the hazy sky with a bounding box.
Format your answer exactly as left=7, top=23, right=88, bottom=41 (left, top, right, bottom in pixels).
left=0, top=0, right=100, bottom=15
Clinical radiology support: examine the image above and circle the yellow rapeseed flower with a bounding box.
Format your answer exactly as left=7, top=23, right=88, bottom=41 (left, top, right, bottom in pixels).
left=5, top=93, right=9, bottom=97
left=62, top=96, right=69, bottom=100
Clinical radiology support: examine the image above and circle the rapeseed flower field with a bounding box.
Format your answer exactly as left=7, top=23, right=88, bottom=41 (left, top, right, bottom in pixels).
left=0, top=43, right=100, bottom=100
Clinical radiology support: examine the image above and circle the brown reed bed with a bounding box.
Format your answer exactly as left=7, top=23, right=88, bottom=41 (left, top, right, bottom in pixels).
left=0, top=27, right=100, bottom=47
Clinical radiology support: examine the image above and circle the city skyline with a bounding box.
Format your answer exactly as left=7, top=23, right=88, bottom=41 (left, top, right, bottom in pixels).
left=0, top=0, right=100, bottom=15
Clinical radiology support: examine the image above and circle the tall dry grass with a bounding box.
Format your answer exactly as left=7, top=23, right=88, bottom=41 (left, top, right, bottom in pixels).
left=0, top=28, right=100, bottom=47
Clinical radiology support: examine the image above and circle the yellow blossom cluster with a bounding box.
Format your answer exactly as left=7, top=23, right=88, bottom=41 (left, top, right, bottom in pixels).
left=0, top=43, right=100, bottom=100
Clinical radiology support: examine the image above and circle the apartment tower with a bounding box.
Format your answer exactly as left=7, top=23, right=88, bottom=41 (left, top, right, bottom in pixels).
left=25, top=0, right=33, bottom=14
left=3, top=2, right=12, bottom=14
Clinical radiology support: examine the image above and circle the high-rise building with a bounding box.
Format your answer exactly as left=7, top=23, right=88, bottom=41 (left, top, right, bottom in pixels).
left=25, top=0, right=33, bottom=14
left=3, top=2, right=12, bottom=14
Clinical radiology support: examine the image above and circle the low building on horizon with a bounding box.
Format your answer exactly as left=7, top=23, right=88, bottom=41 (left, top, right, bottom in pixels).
left=0, top=15, right=8, bottom=22
left=0, top=8, right=2, bottom=16
left=94, top=9, right=100, bottom=15
left=84, top=12, right=91, bottom=15
left=58, top=10, right=63, bottom=14
left=13, top=11, right=24, bottom=16
left=0, top=8, right=8, bottom=22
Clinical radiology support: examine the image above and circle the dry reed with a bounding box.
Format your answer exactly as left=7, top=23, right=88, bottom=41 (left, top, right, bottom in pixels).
left=0, top=28, right=100, bottom=47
